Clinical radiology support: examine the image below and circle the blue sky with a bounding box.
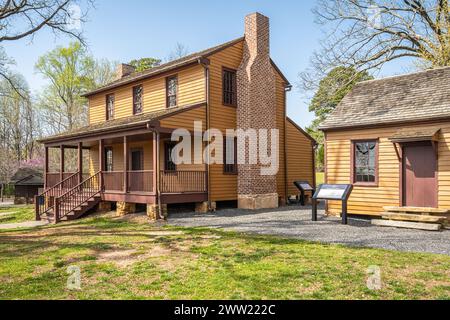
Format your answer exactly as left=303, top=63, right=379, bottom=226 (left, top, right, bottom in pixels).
left=4, top=0, right=413, bottom=128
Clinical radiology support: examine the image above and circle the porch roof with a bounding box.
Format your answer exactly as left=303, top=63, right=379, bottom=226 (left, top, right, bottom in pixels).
left=388, top=127, right=441, bottom=143
left=38, top=103, right=205, bottom=145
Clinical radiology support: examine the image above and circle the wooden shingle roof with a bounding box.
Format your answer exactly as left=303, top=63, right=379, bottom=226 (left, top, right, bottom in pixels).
left=82, top=37, right=245, bottom=97
left=319, top=67, right=450, bottom=131
left=82, top=37, right=290, bottom=98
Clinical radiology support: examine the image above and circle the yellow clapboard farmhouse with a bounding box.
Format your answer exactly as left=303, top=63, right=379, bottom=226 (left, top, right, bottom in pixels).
left=320, top=67, right=450, bottom=228
left=36, top=13, right=316, bottom=223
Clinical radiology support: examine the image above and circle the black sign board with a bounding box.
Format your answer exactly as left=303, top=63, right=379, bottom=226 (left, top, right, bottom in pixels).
left=293, top=181, right=315, bottom=206
left=312, top=184, right=353, bottom=224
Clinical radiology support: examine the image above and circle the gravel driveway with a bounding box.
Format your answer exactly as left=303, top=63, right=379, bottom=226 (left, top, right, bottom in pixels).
left=168, top=205, right=450, bottom=255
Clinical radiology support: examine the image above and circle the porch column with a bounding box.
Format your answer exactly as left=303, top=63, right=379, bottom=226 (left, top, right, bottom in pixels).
left=152, top=132, right=159, bottom=194
left=59, top=145, right=65, bottom=185
left=77, top=142, right=83, bottom=184
left=44, top=146, right=49, bottom=189
left=99, top=139, right=104, bottom=190
left=123, top=136, right=128, bottom=193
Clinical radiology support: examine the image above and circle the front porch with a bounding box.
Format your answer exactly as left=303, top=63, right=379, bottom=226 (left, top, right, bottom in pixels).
left=43, top=130, right=208, bottom=205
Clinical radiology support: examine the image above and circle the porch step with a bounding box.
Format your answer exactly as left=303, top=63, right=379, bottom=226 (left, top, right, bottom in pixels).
left=383, top=206, right=450, bottom=215
left=381, top=212, right=446, bottom=224
left=372, top=219, right=442, bottom=231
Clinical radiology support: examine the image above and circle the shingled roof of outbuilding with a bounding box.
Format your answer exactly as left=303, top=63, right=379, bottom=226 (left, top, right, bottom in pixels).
left=319, top=66, right=450, bottom=131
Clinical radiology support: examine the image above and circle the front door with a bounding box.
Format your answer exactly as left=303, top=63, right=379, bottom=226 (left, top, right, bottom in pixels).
left=130, top=149, right=143, bottom=171
left=130, top=149, right=144, bottom=191
left=402, top=142, right=437, bottom=207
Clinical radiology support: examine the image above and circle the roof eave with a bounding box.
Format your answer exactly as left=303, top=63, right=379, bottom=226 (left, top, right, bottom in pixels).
left=320, top=115, right=450, bottom=132
left=37, top=103, right=206, bottom=145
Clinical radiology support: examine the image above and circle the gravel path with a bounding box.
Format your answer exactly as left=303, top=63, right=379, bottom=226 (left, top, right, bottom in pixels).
left=168, top=205, right=450, bottom=256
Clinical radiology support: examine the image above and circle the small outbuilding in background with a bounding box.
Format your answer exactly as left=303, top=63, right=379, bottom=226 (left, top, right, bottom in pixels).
left=10, top=168, right=44, bottom=205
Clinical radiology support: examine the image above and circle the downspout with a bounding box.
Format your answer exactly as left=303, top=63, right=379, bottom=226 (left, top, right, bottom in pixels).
left=284, top=84, right=292, bottom=204
left=199, top=58, right=211, bottom=209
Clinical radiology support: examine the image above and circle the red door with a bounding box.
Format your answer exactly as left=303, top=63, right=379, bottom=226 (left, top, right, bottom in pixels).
left=402, top=142, right=437, bottom=207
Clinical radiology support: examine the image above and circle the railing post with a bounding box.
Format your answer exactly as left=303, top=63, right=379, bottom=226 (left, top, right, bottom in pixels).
left=153, top=132, right=158, bottom=194
left=54, top=198, right=60, bottom=224
left=99, top=139, right=104, bottom=191
left=44, top=147, right=49, bottom=189
left=60, top=145, right=64, bottom=189
left=77, top=142, right=83, bottom=184
left=35, top=196, right=41, bottom=221
left=123, top=136, right=129, bottom=193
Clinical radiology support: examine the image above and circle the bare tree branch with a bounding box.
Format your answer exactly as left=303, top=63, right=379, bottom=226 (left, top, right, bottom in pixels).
left=300, top=0, right=450, bottom=94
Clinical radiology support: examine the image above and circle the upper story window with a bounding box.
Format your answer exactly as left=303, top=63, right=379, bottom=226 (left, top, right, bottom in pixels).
left=133, top=85, right=143, bottom=114
left=104, top=147, right=113, bottom=172
left=352, top=140, right=378, bottom=186
left=106, top=94, right=115, bottom=120
left=223, top=137, right=237, bottom=174
left=166, top=75, right=178, bottom=108
left=223, top=68, right=237, bottom=106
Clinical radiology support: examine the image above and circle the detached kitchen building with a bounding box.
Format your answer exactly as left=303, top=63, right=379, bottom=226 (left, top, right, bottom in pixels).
left=320, top=67, right=450, bottom=219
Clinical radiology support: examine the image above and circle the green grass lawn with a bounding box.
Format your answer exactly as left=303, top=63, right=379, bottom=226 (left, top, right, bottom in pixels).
left=0, top=212, right=449, bottom=300
left=0, top=205, right=35, bottom=224
left=316, top=172, right=325, bottom=185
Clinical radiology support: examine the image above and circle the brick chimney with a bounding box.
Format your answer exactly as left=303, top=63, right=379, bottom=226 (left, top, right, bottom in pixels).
left=116, top=63, right=135, bottom=79
left=236, top=12, right=278, bottom=209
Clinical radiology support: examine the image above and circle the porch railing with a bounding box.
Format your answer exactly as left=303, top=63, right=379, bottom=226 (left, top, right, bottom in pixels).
left=159, top=170, right=207, bottom=193
left=44, top=170, right=207, bottom=197
left=36, top=171, right=79, bottom=219
left=128, top=170, right=153, bottom=193
left=46, top=172, right=87, bottom=189
left=102, top=171, right=124, bottom=191
left=55, top=172, right=101, bottom=222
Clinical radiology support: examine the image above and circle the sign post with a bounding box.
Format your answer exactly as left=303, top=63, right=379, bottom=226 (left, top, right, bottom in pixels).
left=293, top=181, right=315, bottom=206
left=312, top=184, right=353, bottom=225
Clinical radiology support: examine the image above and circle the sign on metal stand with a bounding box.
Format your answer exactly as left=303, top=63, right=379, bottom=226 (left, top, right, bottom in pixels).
left=293, top=181, right=315, bottom=206
left=312, top=184, right=353, bottom=225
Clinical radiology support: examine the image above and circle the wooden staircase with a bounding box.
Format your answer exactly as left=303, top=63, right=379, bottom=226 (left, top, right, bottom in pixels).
left=36, top=172, right=102, bottom=224
left=371, top=206, right=450, bottom=231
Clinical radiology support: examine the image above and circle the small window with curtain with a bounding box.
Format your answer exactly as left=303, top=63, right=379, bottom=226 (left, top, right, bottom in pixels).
left=106, top=94, right=115, bottom=120
left=164, top=142, right=177, bottom=171
left=223, top=137, right=237, bottom=174
left=104, top=147, right=113, bottom=172
left=222, top=68, right=237, bottom=106
left=166, top=75, right=177, bottom=108
left=133, top=85, right=143, bottom=114
left=352, top=140, right=378, bottom=185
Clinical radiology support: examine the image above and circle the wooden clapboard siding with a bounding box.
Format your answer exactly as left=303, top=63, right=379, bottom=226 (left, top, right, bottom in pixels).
left=88, top=65, right=206, bottom=124
left=159, top=139, right=205, bottom=172
left=325, top=121, right=450, bottom=216
left=208, top=40, right=244, bottom=201
left=275, top=73, right=286, bottom=200
left=160, top=106, right=206, bottom=131
left=286, top=120, right=315, bottom=196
